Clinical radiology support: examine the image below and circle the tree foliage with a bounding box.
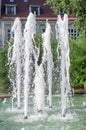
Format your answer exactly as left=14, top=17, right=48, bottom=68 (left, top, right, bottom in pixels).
left=46, top=0, right=86, bottom=34
left=0, top=45, right=10, bottom=93
left=46, top=0, right=86, bottom=88
left=70, top=34, right=86, bottom=88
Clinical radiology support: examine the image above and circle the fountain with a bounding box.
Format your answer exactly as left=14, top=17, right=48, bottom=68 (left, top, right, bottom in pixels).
left=7, top=12, right=54, bottom=117
left=55, top=14, right=73, bottom=117
left=34, top=63, right=45, bottom=114
left=42, top=20, right=53, bottom=108
left=7, top=12, right=73, bottom=118
left=7, top=12, right=72, bottom=117
left=23, top=12, right=36, bottom=119
left=8, top=17, right=23, bottom=109
left=0, top=12, right=86, bottom=130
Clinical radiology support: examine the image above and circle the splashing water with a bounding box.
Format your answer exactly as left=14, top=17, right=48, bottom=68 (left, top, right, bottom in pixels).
left=21, top=128, right=25, bottom=130
left=8, top=17, right=23, bottom=109
left=56, top=14, right=72, bottom=117
left=34, top=64, right=45, bottom=113
left=33, top=36, right=46, bottom=114
left=7, top=12, right=73, bottom=119
left=23, top=12, right=36, bottom=118
left=42, top=20, right=53, bottom=107
left=61, top=126, right=70, bottom=130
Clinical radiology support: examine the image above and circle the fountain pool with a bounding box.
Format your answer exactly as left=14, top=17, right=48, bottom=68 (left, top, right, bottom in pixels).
left=0, top=95, right=86, bottom=130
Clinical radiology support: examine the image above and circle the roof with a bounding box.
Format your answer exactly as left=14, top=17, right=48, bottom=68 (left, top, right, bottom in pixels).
left=1, top=0, right=57, bottom=20
left=0, top=0, right=76, bottom=20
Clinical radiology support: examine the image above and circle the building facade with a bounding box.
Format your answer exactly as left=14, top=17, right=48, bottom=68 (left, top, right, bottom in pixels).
left=0, top=0, right=76, bottom=47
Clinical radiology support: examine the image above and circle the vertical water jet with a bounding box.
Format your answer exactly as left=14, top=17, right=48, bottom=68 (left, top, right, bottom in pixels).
left=23, top=12, right=36, bottom=118
left=42, top=20, right=53, bottom=108
left=56, top=14, right=72, bottom=117
left=8, top=17, right=23, bottom=109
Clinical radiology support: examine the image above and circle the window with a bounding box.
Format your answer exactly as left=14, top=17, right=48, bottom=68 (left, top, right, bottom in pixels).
left=5, top=4, right=16, bottom=15
left=10, top=0, right=14, bottom=2
left=5, top=25, right=11, bottom=41
left=68, top=28, right=78, bottom=39
left=24, top=0, right=28, bottom=2
left=29, top=5, right=40, bottom=16
left=40, top=24, right=46, bottom=33
left=7, top=29, right=11, bottom=40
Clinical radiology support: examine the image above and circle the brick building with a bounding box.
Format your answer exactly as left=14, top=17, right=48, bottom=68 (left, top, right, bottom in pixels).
left=0, top=0, right=76, bottom=47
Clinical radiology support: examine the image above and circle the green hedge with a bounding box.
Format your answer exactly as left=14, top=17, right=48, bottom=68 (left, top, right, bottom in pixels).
left=0, top=45, right=10, bottom=93
left=70, top=34, right=86, bottom=88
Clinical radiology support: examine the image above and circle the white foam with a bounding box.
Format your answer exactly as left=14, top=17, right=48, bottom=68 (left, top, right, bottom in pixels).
left=48, top=113, right=77, bottom=122
left=9, top=113, right=48, bottom=123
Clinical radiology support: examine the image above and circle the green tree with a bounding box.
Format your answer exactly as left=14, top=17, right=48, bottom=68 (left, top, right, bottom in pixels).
left=46, top=0, right=86, bottom=88
left=0, top=45, right=10, bottom=93
left=70, top=34, right=86, bottom=88
left=46, top=0, right=86, bottom=34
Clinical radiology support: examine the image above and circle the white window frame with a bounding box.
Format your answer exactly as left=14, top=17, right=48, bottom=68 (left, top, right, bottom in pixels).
left=24, top=0, right=28, bottom=2
left=10, top=0, right=14, bottom=2
left=29, top=5, right=40, bottom=16
left=5, top=4, right=16, bottom=15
